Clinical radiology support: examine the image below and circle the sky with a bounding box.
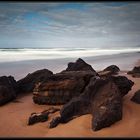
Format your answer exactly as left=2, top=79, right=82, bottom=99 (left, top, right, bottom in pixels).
left=0, top=2, right=140, bottom=49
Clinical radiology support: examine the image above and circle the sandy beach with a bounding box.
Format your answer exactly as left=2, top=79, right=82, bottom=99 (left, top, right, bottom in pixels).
left=0, top=60, right=140, bottom=137
left=1, top=1, right=140, bottom=138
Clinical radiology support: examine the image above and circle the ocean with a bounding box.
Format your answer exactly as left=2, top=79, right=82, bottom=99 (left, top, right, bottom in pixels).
left=0, top=47, right=140, bottom=63
left=0, top=47, right=140, bottom=80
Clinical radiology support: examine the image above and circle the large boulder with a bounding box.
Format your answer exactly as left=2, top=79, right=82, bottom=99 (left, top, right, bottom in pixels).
left=127, top=66, right=140, bottom=77
left=17, top=69, right=53, bottom=93
left=26, top=58, right=134, bottom=131
left=49, top=75, right=133, bottom=131
left=0, top=76, right=17, bottom=105
left=131, top=89, right=140, bottom=104
left=63, top=58, right=96, bottom=72
left=33, top=71, right=96, bottom=105
left=91, top=80, right=122, bottom=131
left=32, top=58, right=98, bottom=105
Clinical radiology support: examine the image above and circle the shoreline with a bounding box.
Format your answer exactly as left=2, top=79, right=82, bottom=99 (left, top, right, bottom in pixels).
left=0, top=51, right=140, bottom=81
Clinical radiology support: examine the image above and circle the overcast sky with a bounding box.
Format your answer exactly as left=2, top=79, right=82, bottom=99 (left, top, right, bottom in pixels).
left=0, top=2, right=140, bottom=49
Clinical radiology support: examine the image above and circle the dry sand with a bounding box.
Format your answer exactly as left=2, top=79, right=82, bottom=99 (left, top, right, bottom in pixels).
left=0, top=61, right=140, bottom=137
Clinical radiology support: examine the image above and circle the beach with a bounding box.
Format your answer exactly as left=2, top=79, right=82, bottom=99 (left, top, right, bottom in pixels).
left=0, top=58, right=140, bottom=137
left=1, top=1, right=140, bottom=137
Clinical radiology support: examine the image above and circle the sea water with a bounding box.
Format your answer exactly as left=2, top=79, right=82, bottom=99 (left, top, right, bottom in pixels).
left=0, top=47, right=140, bottom=63
left=0, top=47, right=140, bottom=80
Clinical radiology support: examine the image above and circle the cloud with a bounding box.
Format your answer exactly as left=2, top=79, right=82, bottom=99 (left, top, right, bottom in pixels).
left=0, top=2, right=140, bottom=48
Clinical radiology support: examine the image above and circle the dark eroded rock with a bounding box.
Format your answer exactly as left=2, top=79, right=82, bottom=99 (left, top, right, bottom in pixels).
left=28, top=112, right=49, bottom=125
left=0, top=76, right=17, bottom=106
left=50, top=75, right=133, bottom=131
left=33, top=71, right=96, bottom=105
left=28, top=107, right=60, bottom=125
left=49, top=117, right=61, bottom=128
left=111, top=76, right=134, bottom=97
left=26, top=59, right=134, bottom=131
left=127, top=66, right=140, bottom=77
left=131, top=89, right=140, bottom=104
left=92, top=80, right=122, bottom=131
left=17, top=69, right=53, bottom=93
left=63, top=58, right=96, bottom=72
left=60, top=96, right=91, bottom=123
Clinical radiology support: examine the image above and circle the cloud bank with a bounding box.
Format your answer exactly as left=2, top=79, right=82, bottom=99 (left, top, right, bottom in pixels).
left=0, top=2, right=140, bottom=49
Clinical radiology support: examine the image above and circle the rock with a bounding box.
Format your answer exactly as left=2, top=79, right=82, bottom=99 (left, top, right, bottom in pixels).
left=131, top=89, right=140, bottom=104
left=33, top=71, right=96, bottom=105
left=17, top=69, right=53, bottom=93
left=25, top=58, right=134, bottom=131
left=63, top=58, right=96, bottom=72
left=49, top=117, right=61, bottom=128
left=111, top=76, right=134, bottom=97
left=60, top=96, right=91, bottom=123
left=103, top=65, right=120, bottom=74
left=28, top=107, right=60, bottom=125
left=127, top=66, right=140, bottom=77
left=28, top=112, right=49, bottom=125
left=92, top=80, right=122, bottom=131
left=0, top=76, right=17, bottom=106
left=50, top=75, right=133, bottom=131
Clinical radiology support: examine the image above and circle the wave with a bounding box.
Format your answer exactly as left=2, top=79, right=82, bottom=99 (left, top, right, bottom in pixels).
left=0, top=47, right=140, bottom=63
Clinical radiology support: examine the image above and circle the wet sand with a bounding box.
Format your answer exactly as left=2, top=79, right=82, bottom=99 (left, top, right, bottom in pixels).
left=0, top=61, right=140, bottom=137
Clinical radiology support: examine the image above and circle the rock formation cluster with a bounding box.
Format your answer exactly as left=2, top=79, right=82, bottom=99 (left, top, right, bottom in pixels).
left=0, top=58, right=138, bottom=131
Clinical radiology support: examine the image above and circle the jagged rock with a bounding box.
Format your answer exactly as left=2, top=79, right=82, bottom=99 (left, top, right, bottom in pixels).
left=111, top=76, right=134, bottom=97
left=63, top=58, right=96, bottom=72
left=28, top=112, right=49, bottom=125
left=127, top=66, right=140, bottom=77
left=60, top=96, right=91, bottom=123
left=92, top=80, right=122, bottom=131
left=50, top=75, right=133, bottom=131
left=25, top=58, right=134, bottom=131
left=17, top=69, right=53, bottom=93
left=0, top=76, right=17, bottom=106
left=131, top=89, right=140, bottom=104
left=28, top=107, right=60, bottom=125
left=49, top=117, right=61, bottom=128
left=103, top=65, right=120, bottom=75
left=33, top=71, right=97, bottom=105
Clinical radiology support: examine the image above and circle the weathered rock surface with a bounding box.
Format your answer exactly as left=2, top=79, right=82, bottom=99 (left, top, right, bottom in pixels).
left=103, top=65, right=120, bottom=74
left=63, top=58, right=96, bottom=72
left=28, top=107, right=60, bottom=125
left=91, top=80, right=122, bottom=131
left=49, top=117, right=61, bottom=128
left=22, top=58, right=133, bottom=131
left=49, top=75, right=133, bottom=131
left=127, top=66, right=140, bottom=77
left=33, top=70, right=97, bottom=105
left=0, top=76, right=17, bottom=106
left=131, top=89, right=140, bottom=104
left=17, top=69, right=53, bottom=93
left=111, top=76, right=134, bottom=97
